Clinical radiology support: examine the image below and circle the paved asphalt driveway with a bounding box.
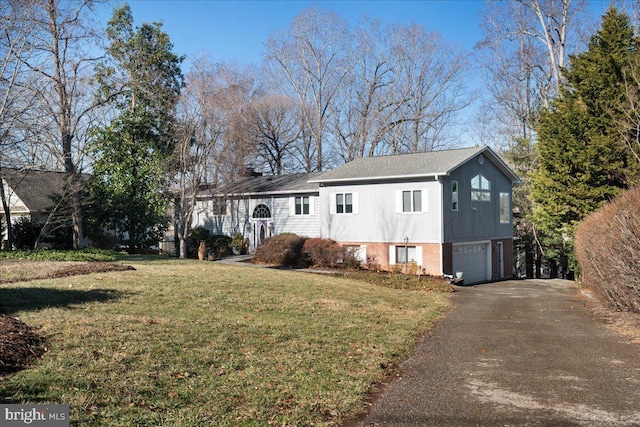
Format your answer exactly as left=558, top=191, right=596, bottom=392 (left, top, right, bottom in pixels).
left=355, top=279, right=640, bottom=426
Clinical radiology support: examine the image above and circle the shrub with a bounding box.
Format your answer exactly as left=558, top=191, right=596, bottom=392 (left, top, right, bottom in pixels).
left=210, top=235, right=232, bottom=258
left=575, top=186, right=640, bottom=313
left=12, top=217, right=42, bottom=250
left=186, top=227, right=233, bottom=259
left=302, top=238, right=344, bottom=268
left=254, top=233, right=307, bottom=267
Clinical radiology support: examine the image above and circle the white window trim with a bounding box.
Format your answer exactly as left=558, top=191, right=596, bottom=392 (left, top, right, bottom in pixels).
left=499, top=192, right=511, bottom=224
left=452, top=180, right=458, bottom=211
left=331, top=192, right=358, bottom=215
left=471, top=174, right=491, bottom=202
left=389, top=245, right=423, bottom=266
left=395, top=189, right=428, bottom=213
left=290, top=195, right=314, bottom=216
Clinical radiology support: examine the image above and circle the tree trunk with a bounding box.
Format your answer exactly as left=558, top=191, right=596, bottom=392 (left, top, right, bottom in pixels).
left=0, top=178, right=13, bottom=250
left=179, top=237, right=187, bottom=259
left=525, top=241, right=534, bottom=279
left=535, top=248, right=542, bottom=279
left=69, top=175, right=84, bottom=249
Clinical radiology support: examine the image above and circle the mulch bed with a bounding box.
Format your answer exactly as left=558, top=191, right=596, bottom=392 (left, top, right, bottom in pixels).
left=0, top=262, right=135, bottom=376
left=0, top=262, right=135, bottom=285
left=0, top=314, right=47, bottom=375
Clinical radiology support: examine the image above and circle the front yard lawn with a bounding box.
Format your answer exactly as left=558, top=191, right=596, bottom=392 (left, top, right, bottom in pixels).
left=0, top=258, right=449, bottom=426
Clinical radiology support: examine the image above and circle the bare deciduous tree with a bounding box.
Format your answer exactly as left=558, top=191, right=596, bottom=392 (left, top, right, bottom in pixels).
left=330, top=19, right=407, bottom=161
left=0, top=0, right=40, bottom=249
left=265, top=5, right=353, bottom=171
left=245, top=94, right=301, bottom=175
left=18, top=0, right=106, bottom=249
left=391, top=23, right=470, bottom=153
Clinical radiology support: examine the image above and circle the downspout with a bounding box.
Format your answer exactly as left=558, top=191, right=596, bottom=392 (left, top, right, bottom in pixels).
left=437, top=174, right=446, bottom=276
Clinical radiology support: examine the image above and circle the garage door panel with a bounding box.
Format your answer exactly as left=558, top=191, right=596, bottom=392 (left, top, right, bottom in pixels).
left=453, top=242, right=490, bottom=284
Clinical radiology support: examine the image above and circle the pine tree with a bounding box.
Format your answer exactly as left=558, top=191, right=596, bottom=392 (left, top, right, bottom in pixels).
left=531, top=7, right=640, bottom=278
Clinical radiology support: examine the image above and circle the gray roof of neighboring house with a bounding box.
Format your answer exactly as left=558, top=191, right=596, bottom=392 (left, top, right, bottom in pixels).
left=309, top=146, right=520, bottom=184
left=2, top=168, right=75, bottom=214
left=201, top=172, right=321, bottom=197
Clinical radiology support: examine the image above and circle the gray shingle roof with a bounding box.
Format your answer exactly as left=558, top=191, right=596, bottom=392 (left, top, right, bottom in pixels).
left=2, top=169, right=75, bottom=213
left=202, top=172, right=321, bottom=196
left=310, top=146, right=519, bottom=183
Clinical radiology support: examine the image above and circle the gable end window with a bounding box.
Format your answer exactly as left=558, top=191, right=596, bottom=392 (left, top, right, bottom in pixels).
left=471, top=174, right=491, bottom=202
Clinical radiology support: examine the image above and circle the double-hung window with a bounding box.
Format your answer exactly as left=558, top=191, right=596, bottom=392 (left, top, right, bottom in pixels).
left=402, top=190, right=422, bottom=212
left=471, top=175, right=491, bottom=201
left=295, top=196, right=310, bottom=215
left=396, top=189, right=427, bottom=213
left=336, top=193, right=353, bottom=214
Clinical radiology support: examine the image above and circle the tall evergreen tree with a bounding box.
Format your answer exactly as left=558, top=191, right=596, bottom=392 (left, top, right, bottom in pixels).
left=89, top=4, right=184, bottom=252
left=531, top=7, right=640, bottom=278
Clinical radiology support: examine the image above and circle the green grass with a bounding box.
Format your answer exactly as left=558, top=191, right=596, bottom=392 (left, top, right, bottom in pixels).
left=0, top=248, right=119, bottom=262
left=0, top=258, right=450, bottom=426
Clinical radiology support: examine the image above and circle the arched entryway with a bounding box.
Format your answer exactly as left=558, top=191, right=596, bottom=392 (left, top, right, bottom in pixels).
left=252, top=204, right=272, bottom=248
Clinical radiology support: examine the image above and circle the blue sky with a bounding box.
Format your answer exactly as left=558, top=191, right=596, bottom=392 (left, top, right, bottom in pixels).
left=95, top=0, right=610, bottom=69
left=94, top=0, right=613, bottom=146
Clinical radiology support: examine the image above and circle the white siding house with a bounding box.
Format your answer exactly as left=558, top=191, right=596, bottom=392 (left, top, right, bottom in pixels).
left=180, top=146, right=520, bottom=284
left=184, top=173, right=321, bottom=252
left=1, top=169, right=75, bottom=248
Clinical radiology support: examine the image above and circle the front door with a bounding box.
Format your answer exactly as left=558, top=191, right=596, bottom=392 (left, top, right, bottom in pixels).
left=252, top=204, right=272, bottom=249
left=255, top=219, right=268, bottom=247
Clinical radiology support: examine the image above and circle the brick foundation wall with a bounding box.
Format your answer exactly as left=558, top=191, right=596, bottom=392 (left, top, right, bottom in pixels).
left=340, top=241, right=442, bottom=276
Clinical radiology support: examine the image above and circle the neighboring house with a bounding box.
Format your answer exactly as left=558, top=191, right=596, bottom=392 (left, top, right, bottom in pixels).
left=0, top=168, right=71, bottom=247
left=187, top=146, right=520, bottom=284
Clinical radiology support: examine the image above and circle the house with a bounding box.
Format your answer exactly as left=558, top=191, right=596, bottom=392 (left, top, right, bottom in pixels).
left=0, top=168, right=72, bottom=247
left=188, top=146, right=520, bottom=284
left=309, top=146, right=520, bottom=284
left=168, top=172, right=322, bottom=255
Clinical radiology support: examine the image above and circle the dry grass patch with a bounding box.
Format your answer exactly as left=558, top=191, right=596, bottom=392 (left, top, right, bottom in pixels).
left=0, top=258, right=450, bottom=426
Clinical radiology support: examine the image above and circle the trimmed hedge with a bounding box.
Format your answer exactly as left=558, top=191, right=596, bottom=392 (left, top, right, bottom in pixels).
left=575, top=186, right=640, bottom=312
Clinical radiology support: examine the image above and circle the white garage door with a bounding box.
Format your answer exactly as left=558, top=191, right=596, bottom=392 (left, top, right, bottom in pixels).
left=453, top=242, right=490, bottom=284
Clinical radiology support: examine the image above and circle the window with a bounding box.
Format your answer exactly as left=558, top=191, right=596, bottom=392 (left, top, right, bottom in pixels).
left=252, top=204, right=271, bottom=219
left=471, top=174, right=491, bottom=201
left=295, top=196, right=310, bottom=215
left=212, top=198, right=227, bottom=216
left=396, top=246, right=417, bottom=264
left=402, top=190, right=422, bottom=212
left=500, top=192, right=511, bottom=223
left=397, top=189, right=426, bottom=213
left=452, top=181, right=458, bottom=211
left=336, top=193, right=353, bottom=214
